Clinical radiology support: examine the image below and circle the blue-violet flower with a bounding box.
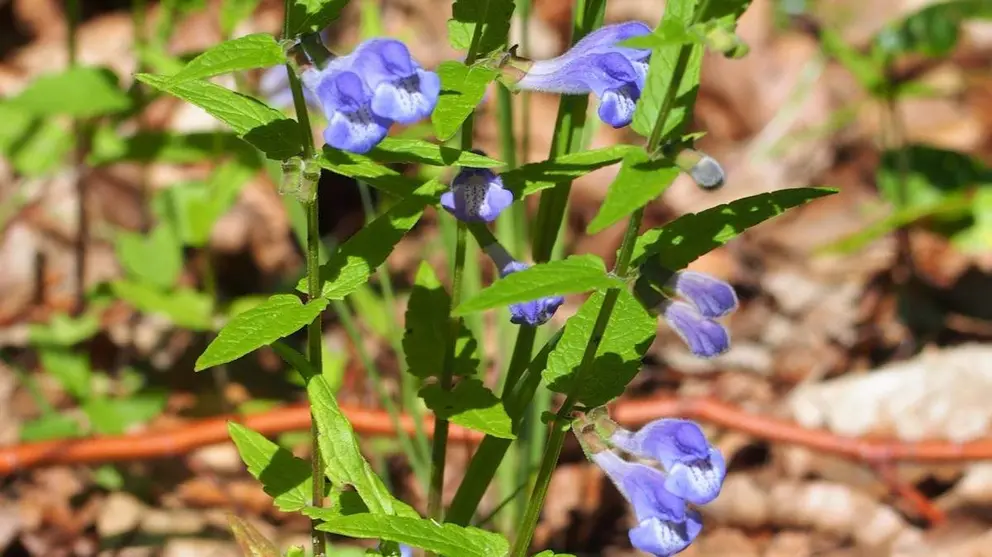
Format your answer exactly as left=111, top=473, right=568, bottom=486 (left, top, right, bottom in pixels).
left=483, top=243, right=564, bottom=326
left=659, top=270, right=737, bottom=358
left=440, top=165, right=514, bottom=223
left=302, top=38, right=441, bottom=154
left=611, top=419, right=727, bottom=505
left=513, top=21, right=651, bottom=128
left=594, top=451, right=703, bottom=556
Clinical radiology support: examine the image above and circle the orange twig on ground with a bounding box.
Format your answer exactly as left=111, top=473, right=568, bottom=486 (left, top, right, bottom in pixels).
left=3, top=396, right=992, bottom=477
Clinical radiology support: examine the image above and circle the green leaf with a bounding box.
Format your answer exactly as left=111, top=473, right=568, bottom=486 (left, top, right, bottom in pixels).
left=531, top=552, right=576, bottom=557
left=228, top=422, right=312, bottom=512
left=0, top=104, right=72, bottom=177
left=88, top=129, right=258, bottom=166
left=9, top=67, right=131, bottom=117
left=873, top=0, right=992, bottom=58
left=83, top=393, right=167, bottom=435
left=368, top=138, right=502, bottom=167
left=286, top=0, right=348, bottom=37
left=543, top=289, right=656, bottom=407
left=448, top=0, right=515, bottom=55
left=221, top=0, right=263, bottom=37
left=419, top=379, right=514, bottom=439
left=167, top=34, right=285, bottom=83
left=501, top=145, right=639, bottom=198
left=454, top=255, right=622, bottom=316
left=196, top=294, right=328, bottom=371
left=300, top=181, right=444, bottom=299
left=110, top=280, right=215, bottom=330
left=39, top=348, right=91, bottom=400
left=588, top=150, right=680, bottom=233
left=164, top=161, right=254, bottom=247
left=631, top=0, right=704, bottom=139
left=432, top=61, right=498, bottom=141
left=318, top=147, right=424, bottom=197
left=229, top=514, right=281, bottom=557
left=820, top=28, right=885, bottom=93
left=620, top=18, right=703, bottom=49
left=631, top=187, right=837, bottom=268
left=403, top=262, right=479, bottom=378
left=115, top=224, right=183, bottom=290
left=309, top=513, right=509, bottom=557
left=20, top=414, right=82, bottom=442
left=137, top=73, right=302, bottom=159
left=28, top=312, right=100, bottom=347
left=307, top=375, right=419, bottom=517
left=877, top=145, right=991, bottom=209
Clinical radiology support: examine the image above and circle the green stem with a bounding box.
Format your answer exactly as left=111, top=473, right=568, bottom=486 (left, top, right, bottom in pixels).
left=284, top=19, right=326, bottom=549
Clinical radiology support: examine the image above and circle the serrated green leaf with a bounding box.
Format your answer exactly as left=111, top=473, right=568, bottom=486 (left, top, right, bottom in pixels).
left=307, top=375, right=419, bottom=517
left=501, top=145, right=639, bottom=198
left=83, top=393, right=167, bottom=435
left=631, top=0, right=704, bottom=138
left=432, top=61, right=498, bottom=141
left=873, top=0, right=992, bottom=58
left=300, top=181, right=443, bottom=299
left=309, top=513, right=509, bottom=557
left=115, top=223, right=183, bottom=290
left=9, top=66, right=131, bottom=117
left=631, top=187, right=837, bottom=268
left=220, top=0, right=262, bottom=36
left=543, top=289, right=656, bottom=407
left=196, top=294, right=327, bottom=370
left=318, top=147, right=424, bottom=197
left=110, top=280, right=215, bottom=330
left=420, top=379, right=514, bottom=439
left=455, top=255, right=622, bottom=316
left=448, top=0, right=515, bottom=55
left=286, top=0, right=348, bottom=36
left=39, top=348, right=91, bottom=400
left=877, top=145, right=991, bottom=209
left=588, top=150, right=680, bottom=233
left=368, top=138, right=502, bottom=167
left=167, top=34, right=285, bottom=83
left=88, top=129, right=258, bottom=166
left=28, top=312, right=100, bottom=347
left=20, top=414, right=83, bottom=442
left=228, top=422, right=312, bottom=512
left=137, top=73, right=302, bottom=159
left=403, top=262, right=479, bottom=378
left=229, top=514, right=281, bottom=557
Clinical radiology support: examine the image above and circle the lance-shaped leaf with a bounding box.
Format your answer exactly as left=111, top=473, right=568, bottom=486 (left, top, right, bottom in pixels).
left=543, top=289, right=656, bottom=407
left=873, top=0, right=992, bottom=58
left=9, top=67, right=131, bottom=118
left=454, top=255, right=623, bottom=316
left=195, top=294, right=328, bottom=371
left=318, top=147, right=423, bottom=197
left=308, top=512, right=510, bottom=557
left=368, top=138, right=502, bottom=167
left=432, top=62, right=498, bottom=141
left=228, top=422, right=311, bottom=512
left=420, top=379, right=514, bottom=439
left=631, top=0, right=704, bottom=139
left=630, top=187, right=837, bottom=268
left=298, top=181, right=444, bottom=299
left=88, top=129, right=258, bottom=166
left=307, top=375, right=419, bottom=517
left=137, top=74, right=302, bottom=159
left=588, top=150, right=680, bottom=233
left=286, top=0, right=348, bottom=37
left=166, top=33, right=286, bottom=83
left=403, top=262, right=479, bottom=378
left=501, top=145, right=639, bottom=199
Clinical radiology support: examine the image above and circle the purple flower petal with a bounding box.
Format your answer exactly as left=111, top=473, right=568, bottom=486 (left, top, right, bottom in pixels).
left=671, top=271, right=738, bottom=318
left=440, top=167, right=513, bottom=223
left=613, top=419, right=727, bottom=505
left=661, top=301, right=730, bottom=358
left=629, top=510, right=703, bottom=557
left=489, top=258, right=564, bottom=326
left=599, top=82, right=641, bottom=128
left=313, top=71, right=391, bottom=154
